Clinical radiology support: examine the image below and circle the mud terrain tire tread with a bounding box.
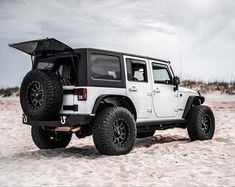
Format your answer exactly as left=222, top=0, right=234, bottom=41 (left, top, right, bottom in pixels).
left=92, top=107, right=136, bottom=155
left=20, top=69, right=63, bottom=120
left=187, top=105, right=215, bottom=141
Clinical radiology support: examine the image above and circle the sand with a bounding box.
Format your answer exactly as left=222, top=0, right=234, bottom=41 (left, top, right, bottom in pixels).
left=0, top=93, right=234, bottom=186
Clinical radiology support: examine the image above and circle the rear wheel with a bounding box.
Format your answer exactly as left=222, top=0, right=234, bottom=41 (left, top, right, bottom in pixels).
left=187, top=105, right=215, bottom=141
left=137, top=131, right=155, bottom=138
left=31, top=126, right=72, bottom=149
left=92, top=107, right=136, bottom=155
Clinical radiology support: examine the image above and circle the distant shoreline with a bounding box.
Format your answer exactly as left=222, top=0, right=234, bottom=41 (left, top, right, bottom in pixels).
left=0, top=80, right=234, bottom=97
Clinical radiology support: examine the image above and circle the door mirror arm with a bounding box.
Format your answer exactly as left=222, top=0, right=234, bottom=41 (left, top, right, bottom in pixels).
left=174, top=85, right=178, bottom=91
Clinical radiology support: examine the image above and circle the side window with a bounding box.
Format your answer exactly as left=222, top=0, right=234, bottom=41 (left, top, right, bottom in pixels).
left=90, top=54, right=121, bottom=80
left=152, top=63, right=172, bottom=84
left=126, top=58, right=148, bottom=82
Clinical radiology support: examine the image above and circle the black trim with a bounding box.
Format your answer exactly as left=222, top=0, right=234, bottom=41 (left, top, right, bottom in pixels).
left=63, top=105, right=78, bottom=111
left=76, top=49, right=88, bottom=86
left=63, top=89, right=75, bottom=95
left=136, top=119, right=187, bottom=133
left=23, top=114, right=93, bottom=127
left=136, top=119, right=186, bottom=126
left=182, top=96, right=205, bottom=119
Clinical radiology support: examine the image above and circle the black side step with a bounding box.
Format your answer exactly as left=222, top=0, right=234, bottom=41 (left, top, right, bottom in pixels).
left=136, top=119, right=187, bottom=133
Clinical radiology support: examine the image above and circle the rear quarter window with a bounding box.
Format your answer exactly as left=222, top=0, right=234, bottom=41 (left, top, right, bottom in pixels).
left=90, top=54, right=121, bottom=80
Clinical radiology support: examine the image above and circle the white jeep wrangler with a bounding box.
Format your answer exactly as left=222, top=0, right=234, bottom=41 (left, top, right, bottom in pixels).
left=10, top=38, right=215, bottom=155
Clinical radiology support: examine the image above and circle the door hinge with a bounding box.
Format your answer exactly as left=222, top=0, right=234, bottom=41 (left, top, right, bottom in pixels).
left=147, top=108, right=152, bottom=113
left=147, top=92, right=152, bottom=96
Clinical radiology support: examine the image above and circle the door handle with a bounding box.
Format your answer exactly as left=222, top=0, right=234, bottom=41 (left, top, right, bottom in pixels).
left=129, top=86, right=138, bottom=92
left=153, top=88, right=161, bottom=93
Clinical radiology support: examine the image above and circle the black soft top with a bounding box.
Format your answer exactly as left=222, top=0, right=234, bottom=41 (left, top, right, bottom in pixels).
left=9, top=38, right=169, bottom=63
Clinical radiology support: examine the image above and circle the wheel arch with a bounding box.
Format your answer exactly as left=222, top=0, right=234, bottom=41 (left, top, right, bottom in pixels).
left=92, top=95, right=137, bottom=120
left=182, top=96, right=205, bottom=119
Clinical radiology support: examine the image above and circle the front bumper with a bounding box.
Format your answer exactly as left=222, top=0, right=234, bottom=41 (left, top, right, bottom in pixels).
left=22, top=114, right=93, bottom=127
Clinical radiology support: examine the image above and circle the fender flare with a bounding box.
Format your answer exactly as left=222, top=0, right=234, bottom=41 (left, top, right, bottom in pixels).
left=91, top=94, right=137, bottom=119
left=182, top=96, right=205, bottom=119
left=92, top=95, right=109, bottom=114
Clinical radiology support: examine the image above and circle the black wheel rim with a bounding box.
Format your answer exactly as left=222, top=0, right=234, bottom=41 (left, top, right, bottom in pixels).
left=42, top=127, right=69, bottom=142
left=113, top=119, right=128, bottom=147
left=202, top=114, right=211, bottom=134
left=26, top=81, right=44, bottom=110
left=48, top=131, right=65, bottom=142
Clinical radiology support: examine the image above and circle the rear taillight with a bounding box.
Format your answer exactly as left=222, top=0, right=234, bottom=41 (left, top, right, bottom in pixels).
left=75, top=88, right=87, bottom=101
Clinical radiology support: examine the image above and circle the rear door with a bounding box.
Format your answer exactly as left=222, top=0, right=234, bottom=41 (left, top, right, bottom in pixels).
left=124, top=56, right=152, bottom=119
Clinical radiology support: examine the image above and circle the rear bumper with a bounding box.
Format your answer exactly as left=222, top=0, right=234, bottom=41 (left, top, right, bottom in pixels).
left=22, top=114, right=93, bottom=127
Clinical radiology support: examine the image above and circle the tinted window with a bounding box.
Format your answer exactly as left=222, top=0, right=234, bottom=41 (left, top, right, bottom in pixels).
left=152, top=64, right=172, bottom=84
left=91, top=54, right=121, bottom=80
left=37, top=62, right=54, bottom=70
left=126, top=58, right=148, bottom=82
left=36, top=57, right=76, bottom=85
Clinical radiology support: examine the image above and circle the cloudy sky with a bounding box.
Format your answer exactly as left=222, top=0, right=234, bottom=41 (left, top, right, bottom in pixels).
left=0, top=0, right=235, bottom=87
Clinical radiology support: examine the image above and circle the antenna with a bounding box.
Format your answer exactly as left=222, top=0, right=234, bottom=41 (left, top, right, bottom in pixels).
left=230, top=73, right=234, bottom=85
left=180, top=52, right=182, bottom=79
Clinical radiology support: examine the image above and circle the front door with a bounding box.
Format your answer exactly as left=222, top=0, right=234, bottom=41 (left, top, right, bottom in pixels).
left=151, top=62, right=178, bottom=118
left=124, top=56, right=152, bottom=119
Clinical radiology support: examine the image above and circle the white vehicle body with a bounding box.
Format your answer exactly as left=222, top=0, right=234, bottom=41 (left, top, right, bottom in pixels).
left=61, top=55, right=199, bottom=124
left=10, top=38, right=214, bottom=156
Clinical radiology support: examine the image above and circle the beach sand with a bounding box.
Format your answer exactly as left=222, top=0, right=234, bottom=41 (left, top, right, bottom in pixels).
left=0, top=93, right=234, bottom=186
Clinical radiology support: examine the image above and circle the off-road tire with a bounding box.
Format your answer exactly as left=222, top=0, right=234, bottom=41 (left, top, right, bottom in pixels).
left=31, top=126, right=72, bottom=149
left=20, top=69, right=63, bottom=120
left=137, top=131, right=155, bottom=138
left=92, top=107, right=136, bottom=155
left=187, top=105, right=215, bottom=141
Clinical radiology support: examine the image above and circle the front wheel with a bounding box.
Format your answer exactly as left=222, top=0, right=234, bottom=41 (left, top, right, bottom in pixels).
left=31, top=126, right=72, bottom=149
left=92, top=107, right=136, bottom=155
left=187, top=105, right=215, bottom=141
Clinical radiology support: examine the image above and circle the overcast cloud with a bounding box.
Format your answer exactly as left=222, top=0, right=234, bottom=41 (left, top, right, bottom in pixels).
left=0, top=0, right=235, bottom=87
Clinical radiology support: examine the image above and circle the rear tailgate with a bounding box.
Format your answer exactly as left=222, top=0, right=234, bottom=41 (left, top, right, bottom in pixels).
left=9, top=38, right=72, bottom=55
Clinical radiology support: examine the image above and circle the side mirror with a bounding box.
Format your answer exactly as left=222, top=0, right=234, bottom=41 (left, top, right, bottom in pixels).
left=173, top=76, right=180, bottom=91
left=173, top=76, right=180, bottom=85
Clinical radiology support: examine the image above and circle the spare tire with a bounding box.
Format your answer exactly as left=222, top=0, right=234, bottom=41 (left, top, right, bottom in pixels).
left=20, top=69, right=63, bottom=120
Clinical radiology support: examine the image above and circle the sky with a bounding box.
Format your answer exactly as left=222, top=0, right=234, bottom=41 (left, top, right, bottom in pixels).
left=0, top=0, right=235, bottom=87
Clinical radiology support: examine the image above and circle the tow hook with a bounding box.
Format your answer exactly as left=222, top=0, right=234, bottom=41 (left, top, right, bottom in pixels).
left=22, top=114, right=28, bottom=123
left=60, top=116, right=67, bottom=125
